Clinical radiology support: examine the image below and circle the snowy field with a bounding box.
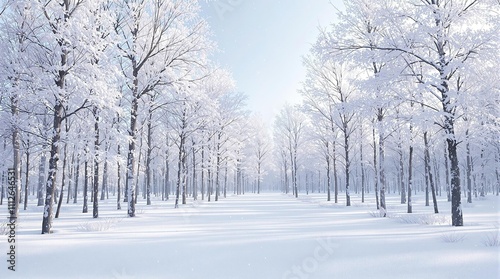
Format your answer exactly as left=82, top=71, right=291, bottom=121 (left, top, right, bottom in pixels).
left=1, top=193, right=499, bottom=279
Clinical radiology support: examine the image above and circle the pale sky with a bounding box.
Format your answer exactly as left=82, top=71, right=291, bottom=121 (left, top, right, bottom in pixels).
left=200, top=0, right=344, bottom=122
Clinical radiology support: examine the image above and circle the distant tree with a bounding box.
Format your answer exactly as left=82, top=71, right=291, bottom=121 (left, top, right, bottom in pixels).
left=213, top=91, right=247, bottom=201
left=274, top=105, right=307, bottom=198
left=248, top=116, right=272, bottom=194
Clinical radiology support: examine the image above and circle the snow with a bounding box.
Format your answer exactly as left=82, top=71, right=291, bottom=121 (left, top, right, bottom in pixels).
left=1, top=193, right=499, bottom=279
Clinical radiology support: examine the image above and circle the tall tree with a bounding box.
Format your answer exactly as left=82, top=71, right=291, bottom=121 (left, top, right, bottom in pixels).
left=248, top=116, right=272, bottom=194
left=274, top=104, right=307, bottom=198
left=29, top=0, right=117, bottom=234
left=114, top=0, right=210, bottom=216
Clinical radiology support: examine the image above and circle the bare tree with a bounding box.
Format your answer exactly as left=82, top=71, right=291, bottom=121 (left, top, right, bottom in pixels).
left=114, top=0, right=210, bottom=216
left=274, top=104, right=307, bottom=198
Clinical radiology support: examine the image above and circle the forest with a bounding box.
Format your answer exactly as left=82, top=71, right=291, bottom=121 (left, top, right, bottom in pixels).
left=0, top=0, right=498, bottom=239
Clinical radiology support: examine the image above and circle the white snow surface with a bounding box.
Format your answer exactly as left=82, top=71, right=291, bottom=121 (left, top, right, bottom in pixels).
left=1, top=193, right=499, bottom=279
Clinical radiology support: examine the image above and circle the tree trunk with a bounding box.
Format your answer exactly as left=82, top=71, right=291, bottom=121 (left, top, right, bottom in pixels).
left=424, top=132, right=439, bottom=213
left=24, top=142, right=30, bottom=211
left=215, top=134, right=221, bottom=201
left=399, top=141, right=406, bottom=204
left=73, top=157, right=80, bottom=204
left=289, top=146, right=296, bottom=198
left=447, top=136, right=463, bottom=226
left=257, top=162, right=261, bottom=194
left=466, top=138, right=473, bottom=203
left=479, top=149, right=485, bottom=197
left=326, top=141, right=331, bottom=202
left=373, top=126, right=379, bottom=210
left=423, top=144, right=430, bottom=206
left=360, top=138, right=365, bottom=203
left=495, top=152, right=500, bottom=196
left=439, top=78, right=463, bottom=225
left=101, top=145, right=108, bottom=201
left=41, top=102, right=64, bottom=234
left=55, top=140, right=68, bottom=218
left=224, top=165, right=228, bottom=198
left=82, top=159, right=89, bottom=214
left=101, top=159, right=108, bottom=201
left=37, top=151, right=47, bottom=206
left=432, top=3, right=463, bottom=225
left=182, top=145, right=188, bottom=205
left=424, top=147, right=430, bottom=207
left=92, top=108, right=99, bottom=218
left=66, top=150, right=75, bottom=204
left=10, top=94, right=21, bottom=221
left=0, top=171, right=4, bottom=206
left=344, top=125, right=351, bottom=206
left=283, top=152, right=289, bottom=195
left=117, top=145, right=122, bottom=210
left=201, top=145, right=205, bottom=200
left=135, top=129, right=143, bottom=205
left=146, top=106, right=153, bottom=206
left=333, top=141, right=338, bottom=203
left=378, top=110, right=386, bottom=216
left=293, top=148, right=299, bottom=198
left=207, top=168, right=212, bottom=201
left=444, top=146, right=451, bottom=202
left=126, top=95, right=139, bottom=217
left=175, top=132, right=185, bottom=208
left=495, top=150, right=500, bottom=196
left=236, top=163, right=241, bottom=195
left=192, top=144, right=197, bottom=200
left=407, top=144, right=413, bottom=214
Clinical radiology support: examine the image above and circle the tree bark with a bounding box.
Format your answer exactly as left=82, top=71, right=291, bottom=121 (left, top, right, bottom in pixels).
left=23, top=141, right=30, bottom=210
left=55, top=140, right=68, bottom=219
left=192, top=144, right=197, bottom=200
left=175, top=131, right=186, bottom=208
left=378, top=110, right=386, bottom=216
left=444, top=146, right=451, bottom=202
left=201, top=145, right=205, bottom=200
left=73, top=156, right=80, bottom=204
left=224, top=164, right=228, bottom=198
left=424, top=132, right=439, bottom=213
left=372, top=125, right=379, bottom=210
left=146, top=105, right=153, bottom=206
left=182, top=144, right=188, bottom=205
left=333, top=140, right=338, bottom=203
left=360, top=138, right=365, bottom=203
left=326, top=141, right=331, bottom=202
left=10, top=94, right=21, bottom=221
left=215, top=133, right=221, bottom=201
left=101, top=147, right=108, bottom=201
left=41, top=102, right=64, bottom=234
left=399, top=141, right=406, bottom=204
left=257, top=162, right=261, bottom=194
left=134, top=127, right=143, bottom=205
left=92, top=108, right=99, bottom=218
left=407, top=144, right=413, bottom=214
left=117, top=145, right=122, bottom=210
left=66, top=150, right=75, bottom=204
left=466, top=137, right=472, bottom=203
left=495, top=151, right=499, bottom=196
left=344, top=123, right=351, bottom=207
left=82, top=159, right=89, bottom=214
left=126, top=96, right=139, bottom=217
left=37, top=151, right=47, bottom=206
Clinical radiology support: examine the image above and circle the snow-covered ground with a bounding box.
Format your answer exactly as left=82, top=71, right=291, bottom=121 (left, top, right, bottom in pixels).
left=1, top=193, right=499, bottom=279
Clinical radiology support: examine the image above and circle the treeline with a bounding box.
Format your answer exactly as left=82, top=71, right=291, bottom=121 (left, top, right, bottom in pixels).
left=0, top=0, right=272, bottom=234
left=272, top=0, right=499, bottom=226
